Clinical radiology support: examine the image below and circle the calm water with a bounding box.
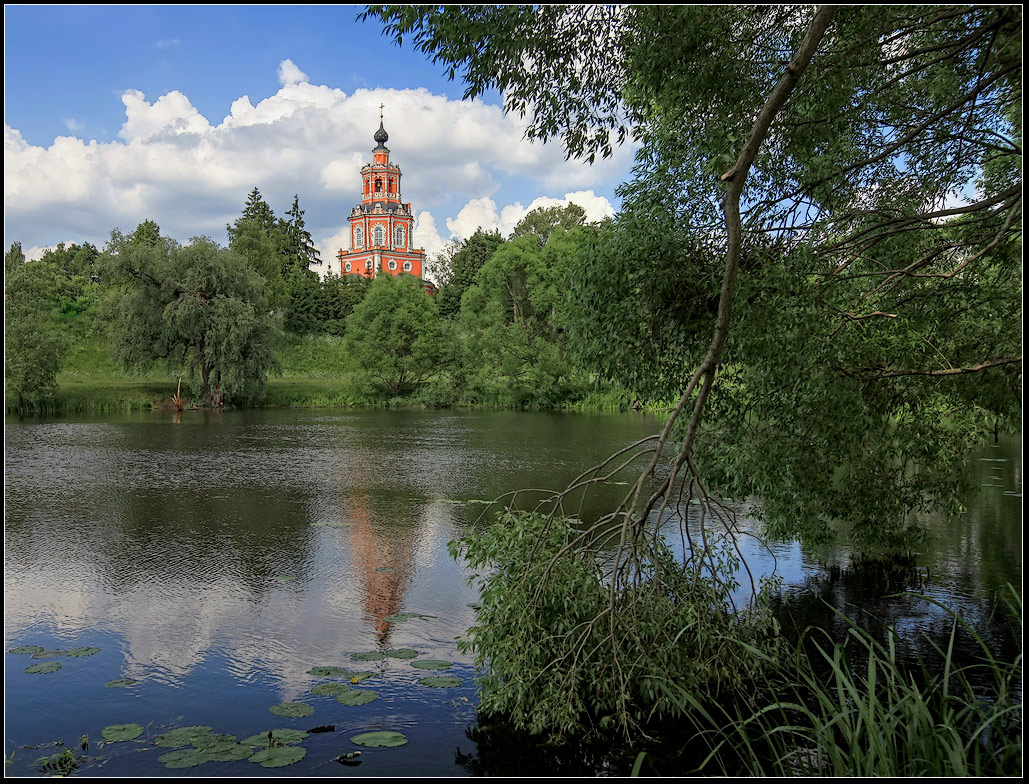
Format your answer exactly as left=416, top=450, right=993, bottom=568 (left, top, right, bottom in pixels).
left=4, top=409, right=1021, bottom=776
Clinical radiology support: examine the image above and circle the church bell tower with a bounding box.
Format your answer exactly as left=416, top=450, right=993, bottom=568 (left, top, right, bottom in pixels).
left=337, top=108, right=426, bottom=280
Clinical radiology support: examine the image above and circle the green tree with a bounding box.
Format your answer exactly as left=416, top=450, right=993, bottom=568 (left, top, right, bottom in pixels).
left=104, top=229, right=278, bottom=407
left=344, top=273, right=447, bottom=397
left=435, top=228, right=504, bottom=319
left=227, top=188, right=289, bottom=308
left=281, top=194, right=322, bottom=277
left=459, top=229, right=584, bottom=407
left=366, top=4, right=1022, bottom=737
left=4, top=245, right=64, bottom=412
left=510, top=202, right=586, bottom=247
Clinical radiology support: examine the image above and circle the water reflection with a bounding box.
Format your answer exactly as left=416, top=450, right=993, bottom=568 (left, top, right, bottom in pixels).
left=3, top=410, right=1019, bottom=777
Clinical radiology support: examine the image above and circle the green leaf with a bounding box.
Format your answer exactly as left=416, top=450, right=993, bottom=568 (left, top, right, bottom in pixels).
left=25, top=661, right=62, bottom=674
left=335, top=689, right=377, bottom=706
left=249, top=745, right=307, bottom=768
left=269, top=702, right=314, bottom=718
left=102, top=723, right=144, bottom=742
left=307, top=666, right=348, bottom=677
left=8, top=645, right=45, bottom=655
left=241, top=729, right=308, bottom=747
left=351, top=731, right=408, bottom=748
left=311, top=682, right=351, bottom=696
left=154, top=726, right=215, bottom=748
left=158, top=748, right=210, bottom=769
left=65, top=646, right=101, bottom=657
left=105, top=678, right=138, bottom=688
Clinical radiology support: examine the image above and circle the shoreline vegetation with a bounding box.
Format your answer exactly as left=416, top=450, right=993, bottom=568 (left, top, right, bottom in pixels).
left=10, top=332, right=654, bottom=418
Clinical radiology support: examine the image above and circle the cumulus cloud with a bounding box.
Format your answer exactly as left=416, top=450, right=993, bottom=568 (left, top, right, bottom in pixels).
left=4, top=72, right=633, bottom=262
left=445, top=190, right=615, bottom=241
left=277, top=59, right=309, bottom=86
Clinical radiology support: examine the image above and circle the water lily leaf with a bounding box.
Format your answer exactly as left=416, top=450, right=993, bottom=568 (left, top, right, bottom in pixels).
left=198, top=740, right=252, bottom=762
left=352, top=648, right=418, bottom=661
left=347, top=670, right=375, bottom=682
left=8, top=645, right=45, bottom=655
left=375, top=567, right=396, bottom=572
left=273, top=575, right=297, bottom=582
left=105, top=678, right=138, bottom=688
left=335, top=689, right=377, bottom=706
left=351, top=731, right=407, bottom=748
left=159, top=748, right=210, bottom=769
left=25, top=661, right=62, bottom=674
left=102, top=723, right=144, bottom=742
left=418, top=676, right=462, bottom=688
left=249, top=746, right=307, bottom=768
left=66, top=646, right=101, bottom=657
left=311, top=682, right=351, bottom=697
left=410, top=659, right=452, bottom=671
left=242, top=729, right=308, bottom=747
left=308, top=666, right=348, bottom=677
left=31, top=649, right=67, bottom=659
left=155, top=726, right=215, bottom=748
left=350, top=652, right=387, bottom=662
left=269, top=702, right=314, bottom=718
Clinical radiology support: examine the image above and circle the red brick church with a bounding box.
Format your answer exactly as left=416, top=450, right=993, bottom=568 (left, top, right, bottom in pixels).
left=336, top=112, right=427, bottom=282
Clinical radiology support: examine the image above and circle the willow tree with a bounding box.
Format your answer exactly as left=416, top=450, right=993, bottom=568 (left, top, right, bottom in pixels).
left=104, top=230, right=279, bottom=407
left=365, top=5, right=1022, bottom=735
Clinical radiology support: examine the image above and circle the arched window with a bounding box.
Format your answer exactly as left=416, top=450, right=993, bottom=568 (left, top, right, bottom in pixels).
left=394, top=226, right=405, bottom=247
left=354, top=227, right=364, bottom=248
left=373, top=226, right=385, bottom=246
left=374, top=178, right=383, bottom=193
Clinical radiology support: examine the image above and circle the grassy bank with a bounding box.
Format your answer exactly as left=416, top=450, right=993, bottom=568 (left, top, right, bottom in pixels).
left=13, top=330, right=651, bottom=416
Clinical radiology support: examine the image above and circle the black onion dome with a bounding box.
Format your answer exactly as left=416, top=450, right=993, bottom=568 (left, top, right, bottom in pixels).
left=373, top=121, right=389, bottom=150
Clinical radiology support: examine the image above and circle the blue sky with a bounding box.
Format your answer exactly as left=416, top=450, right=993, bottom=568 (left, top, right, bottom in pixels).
left=4, top=5, right=635, bottom=272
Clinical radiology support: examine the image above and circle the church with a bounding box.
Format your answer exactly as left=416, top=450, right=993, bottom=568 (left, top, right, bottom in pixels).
left=336, top=114, right=427, bottom=281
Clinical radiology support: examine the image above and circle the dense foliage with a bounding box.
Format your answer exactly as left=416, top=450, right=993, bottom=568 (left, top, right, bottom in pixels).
left=365, top=2, right=1022, bottom=740
left=104, top=229, right=278, bottom=407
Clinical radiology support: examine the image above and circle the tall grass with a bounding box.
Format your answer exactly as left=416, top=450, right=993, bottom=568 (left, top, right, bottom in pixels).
left=664, top=587, right=1022, bottom=777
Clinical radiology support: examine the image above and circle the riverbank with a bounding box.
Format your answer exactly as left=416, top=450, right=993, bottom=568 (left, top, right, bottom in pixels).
left=16, top=332, right=645, bottom=416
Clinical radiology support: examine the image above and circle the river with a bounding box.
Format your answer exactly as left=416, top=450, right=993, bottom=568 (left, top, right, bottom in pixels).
left=3, top=409, right=1021, bottom=776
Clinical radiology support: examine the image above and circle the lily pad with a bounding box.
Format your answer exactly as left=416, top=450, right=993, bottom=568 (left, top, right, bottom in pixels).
left=105, top=678, right=138, bottom=688
left=418, top=676, right=462, bottom=688
left=311, top=682, right=351, bottom=697
left=351, top=731, right=408, bottom=748
left=375, top=567, right=396, bottom=572
left=66, top=646, right=101, bottom=657
left=269, top=702, right=314, bottom=718
left=25, top=661, right=62, bottom=674
left=351, top=648, right=418, bottom=661
left=410, top=659, right=452, bottom=671
left=335, top=689, right=377, bottom=706
left=347, top=670, right=376, bottom=682
left=159, top=748, right=210, bottom=769
left=197, top=740, right=252, bottom=762
left=307, top=666, right=348, bottom=677
left=102, top=723, right=145, bottom=742
left=31, top=649, right=67, bottom=659
left=242, top=729, right=308, bottom=747
left=8, top=645, right=45, bottom=655
left=249, top=745, right=307, bottom=768
left=155, top=726, right=215, bottom=748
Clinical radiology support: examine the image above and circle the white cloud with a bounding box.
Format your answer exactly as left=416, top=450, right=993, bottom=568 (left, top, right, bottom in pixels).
left=4, top=75, right=633, bottom=259
left=444, top=190, right=615, bottom=241
left=277, top=59, right=309, bottom=86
